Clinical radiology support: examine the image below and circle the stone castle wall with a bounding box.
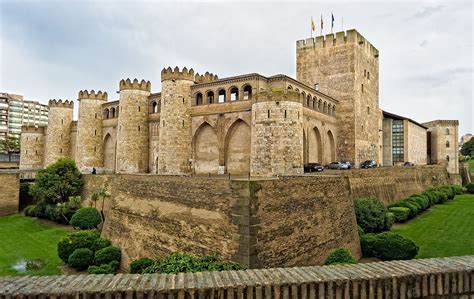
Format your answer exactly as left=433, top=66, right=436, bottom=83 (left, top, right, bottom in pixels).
left=406, top=120, right=427, bottom=165
left=44, top=101, right=73, bottom=166
left=0, top=172, right=19, bottom=216
left=19, top=126, right=45, bottom=170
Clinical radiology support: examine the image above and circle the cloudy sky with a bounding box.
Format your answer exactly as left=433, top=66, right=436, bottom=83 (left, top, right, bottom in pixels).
left=0, top=0, right=472, bottom=135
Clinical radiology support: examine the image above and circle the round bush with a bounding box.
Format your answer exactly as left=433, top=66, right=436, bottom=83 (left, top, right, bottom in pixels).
left=324, top=248, right=356, bottom=265
left=88, top=261, right=120, bottom=274
left=354, top=197, right=387, bottom=233
left=466, top=183, right=474, bottom=194
left=94, top=246, right=121, bottom=265
left=389, top=201, right=419, bottom=218
left=371, top=232, right=419, bottom=261
left=57, top=230, right=104, bottom=263
left=130, top=258, right=154, bottom=274
left=68, top=248, right=94, bottom=270
left=70, top=207, right=101, bottom=230
left=360, top=233, right=378, bottom=257
left=452, top=185, right=464, bottom=195
left=408, top=196, right=429, bottom=210
left=388, top=207, right=410, bottom=222
left=422, top=191, right=437, bottom=206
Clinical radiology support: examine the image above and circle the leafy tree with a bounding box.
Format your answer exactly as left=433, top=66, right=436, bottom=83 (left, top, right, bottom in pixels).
left=29, top=159, right=83, bottom=204
left=0, top=136, right=20, bottom=162
left=91, top=188, right=107, bottom=222
left=461, top=138, right=474, bottom=157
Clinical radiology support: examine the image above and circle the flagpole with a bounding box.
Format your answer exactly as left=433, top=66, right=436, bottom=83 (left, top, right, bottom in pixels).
left=331, top=12, right=333, bottom=34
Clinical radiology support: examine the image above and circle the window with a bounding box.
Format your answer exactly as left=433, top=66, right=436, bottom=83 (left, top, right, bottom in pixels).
left=446, top=155, right=450, bottom=162
left=392, top=120, right=404, bottom=162
left=230, top=87, right=238, bottom=101
left=243, top=85, right=252, bottom=100
left=446, top=141, right=450, bottom=148
left=367, top=72, right=370, bottom=79
left=195, top=93, right=203, bottom=106
left=314, top=83, right=320, bottom=91
left=367, top=106, right=370, bottom=114
left=152, top=101, right=159, bottom=113
left=284, top=110, right=287, bottom=118
left=445, top=128, right=450, bottom=135
left=361, top=84, right=364, bottom=93
left=267, top=110, right=270, bottom=118
left=364, top=69, right=366, bottom=77
left=207, top=91, right=215, bottom=104
left=218, top=89, right=226, bottom=103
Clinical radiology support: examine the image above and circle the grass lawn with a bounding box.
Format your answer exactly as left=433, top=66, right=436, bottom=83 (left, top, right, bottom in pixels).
left=469, top=159, right=474, bottom=172
left=0, top=214, right=69, bottom=276
left=392, top=194, right=474, bottom=259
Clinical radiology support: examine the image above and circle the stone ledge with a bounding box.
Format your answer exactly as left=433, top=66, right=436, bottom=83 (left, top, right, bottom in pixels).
left=1, top=256, right=473, bottom=297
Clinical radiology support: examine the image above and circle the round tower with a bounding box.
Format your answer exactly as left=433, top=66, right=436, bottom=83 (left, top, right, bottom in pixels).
left=19, top=125, right=45, bottom=170
left=250, top=90, right=304, bottom=176
left=115, top=78, right=151, bottom=173
left=75, top=90, right=107, bottom=172
left=44, top=99, right=74, bottom=167
left=157, top=66, right=195, bottom=174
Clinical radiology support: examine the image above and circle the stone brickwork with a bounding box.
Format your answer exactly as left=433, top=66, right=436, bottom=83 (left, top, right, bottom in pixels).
left=406, top=120, right=427, bottom=165
left=251, top=90, right=304, bottom=176
left=2, top=256, right=473, bottom=298
left=296, top=30, right=379, bottom=166
left=0, top=172, right=19, bottom=216
left=75, top=90, right=107, bottom=172
left=43, top=100, right=73, bottom=166
left=158, top=67, right=194, bottom=174
left=19, top=125, right=45, bottom=170
left=424, top=120, right=459, bottom=174
left=116, top=79, right=151, bottom=173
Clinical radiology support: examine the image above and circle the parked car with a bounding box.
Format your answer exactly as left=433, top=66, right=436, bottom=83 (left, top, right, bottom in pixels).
left=403, top=162, right=415, bottom=167
left=304, top=163, right=324, bottom=173
left=326, top=161, right=343, bottom=169
left=340, top=161, right=352, bottom=170
left=361, top=160, right=377, bottom=169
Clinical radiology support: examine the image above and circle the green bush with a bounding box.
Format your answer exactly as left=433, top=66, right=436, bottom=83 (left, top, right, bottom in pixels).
left=68, top=248, right=94, bottom=270
left=466, top=183, right=474, bottom=194
left=361, top=232, right=419, bottom=261
left=360, top=233, right=378, bottom=257
left=324, top=248, right=356, bottom=265
left=130, top=258, right=154, bottom=274
left=389, top=201, right=419, bottom=218
left=94, top=246, right=121, bottom=265
left=142, top=253, right=244, bottom=274
left=70, top=207, right=101, bottom=230
left=422, top=191, right=437, bottom=206
left=383, top=212, right=395, bottom=230
left=452, top=185, right=464, bottom=195
left=357, top=225, right=364, bottom=236
left=354, top=197, right=388, bottom=233
left=408, top=196, right=429, bottom=210
left=23, top=205, right=36, bottom=217
left=388, top=207, right=410, bottom=222
left=29, top=159, right=83, bottom=204
left=57, top=230, right=110, bottom=263
left=88, top=261, right=120, bottom=274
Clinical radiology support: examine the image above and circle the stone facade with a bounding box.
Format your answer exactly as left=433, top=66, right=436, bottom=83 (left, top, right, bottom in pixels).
left=424, top=120, right=459, bottom=174
left=406, top=119, right=427, bottom=165
left=43, top=100, right=73, bottom=166
left=19, top=125, right=45, bottom=170
left=0, top=172, right=19, bottom=216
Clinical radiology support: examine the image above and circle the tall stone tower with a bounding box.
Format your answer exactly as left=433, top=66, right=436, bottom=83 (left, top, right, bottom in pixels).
left=157, top=67, right=194, bottom=175
left=115, top=79, right=151, bottom=173
left=44, top=99, right=74, bottom=166
left=250, top=90, right=304, bottom=176
left=296, top=29, right=380, bottom=166
left=19, top=125, right=45, bottom=170
left=75, top=90, right=107, bottom=172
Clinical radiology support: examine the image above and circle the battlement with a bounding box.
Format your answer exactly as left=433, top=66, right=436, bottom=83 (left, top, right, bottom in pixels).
left=78, top=90, right=108, bottom=101
left=161, top=66, right=196, bottom=82
left=296, top=29, right=379, bottom=58
left=119, top=78, right=151, bottom=92
left=194, top=71, right=219, bottom=83
left=423, top=120, right=460, bottom=127
left=48, top=99, right=74, bottom=109
left=21, top=125, right=45, bottom=133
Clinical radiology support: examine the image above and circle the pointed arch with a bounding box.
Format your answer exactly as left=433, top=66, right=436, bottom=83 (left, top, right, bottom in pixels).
left=308, top=126, right=323, bottom=163
left=103, top=133, right=116, bottom=173
left=303, top=129, right=308, bottom=164
left=193, top=122, right=219, bottom=174
left=225, top=119, right=250, bottom=174
left=326, top=130, right=336, bottom=163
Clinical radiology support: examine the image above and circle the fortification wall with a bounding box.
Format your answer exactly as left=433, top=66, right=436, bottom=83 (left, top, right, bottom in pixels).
left=0, top=172, right=19, bottom=216
left=19, top=126, right=45, bottom=170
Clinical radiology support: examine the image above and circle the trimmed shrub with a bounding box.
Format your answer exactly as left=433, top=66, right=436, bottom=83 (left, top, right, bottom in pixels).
left=68, top=248, right=94, bottom=270
left=452, top=185, right=464, bottom=195
left=388, top=207, right=410, bottom=222
left=360, top=233, right=378, bottom=257
left=324, top=248, right=356, bottom=265
left=354, top=197, right=388, bottom=233
left=130, top=258, right=153, bottom=274
left=57, top=230, right=109, bottom=263
left=422, top=191, right=437, bottom=206
left=389, top=201, right=419, bottom=218
left=371, top=232, right=419, bottom=260
left=383, top=212, right=395, bottom=230
left=88, top=261, right=120, bottom=274
left=24, top=205, right=36, bottom=217
left=408, top=196, right=429, bottom=210
left=70, top=207, right=101, bottom=230
left=466, top=183, right=474, bottom=194
left=94, top=246, right=121, bottom=265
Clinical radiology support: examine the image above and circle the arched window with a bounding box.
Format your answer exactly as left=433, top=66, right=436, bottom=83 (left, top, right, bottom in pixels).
left=103, top=108, right=109, bottom=119
left=230, top=87, right=238, bottom=101
left=243, top=85, right=252, bottom=100
left=446, top=155, right=450, bottom=162
left=110, top=107, right=116, bottom=118
left=323, top=102, right=328, bottom=114
left=318, top=99, right=322, bottom=111
left=332, top=106, right=336, bottom=116
left=207, top=91, right=215, bottom=104
left=287, top=85, right=293, bottom=90
left=445, top=128, right=450, bottom=135
left=152, top=101, right=158, bottom=113
left=301, top=92, right=306, bottom=105
left=218, top=89, right=226, bottom=103
left=446, top=141, right=450, bottom=148
left=195, top=93, right=203, bottom=106
left=306, top=95, right=311, bottom=107
left=115, top=106, right=119, bottom=117
left=312, top=97, right=317, bottom=109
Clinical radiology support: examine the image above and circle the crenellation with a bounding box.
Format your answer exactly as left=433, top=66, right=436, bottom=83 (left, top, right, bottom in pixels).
left=78, top=90, right=108, bottom=101
left=119, top=78, right=151, bottom=92
left=194, top=71, right=219, bottom=83
left=48, top=99, right=74, bottom=108
left=161, top=66, right=196, bottom=82
left=20, top=124, right=46, bottom=133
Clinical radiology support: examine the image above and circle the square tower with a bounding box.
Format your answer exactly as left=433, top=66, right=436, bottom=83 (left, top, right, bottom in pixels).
left=423, top=120, right=459, bottom=175
left=296, top=29, right=380, bottom=166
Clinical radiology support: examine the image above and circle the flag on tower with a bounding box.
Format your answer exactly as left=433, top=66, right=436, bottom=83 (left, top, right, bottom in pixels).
left=320, top=14, right=324, bottom=35
left=331, top=12, right=335, bottom=33
left=312, top=16, right=315, bottom=32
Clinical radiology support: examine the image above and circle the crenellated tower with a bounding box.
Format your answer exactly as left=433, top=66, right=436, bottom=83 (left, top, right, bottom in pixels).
left=44, top=99, right=74, bottom=166
left=250, top=89, right=304, bottom=176
left=157, top=67, right=195, bottom=174
left=115, top=79, right=151, bottom=173
left=19, top=125, right=46, bottom=170
left=75, top=90, right=108, bottom=172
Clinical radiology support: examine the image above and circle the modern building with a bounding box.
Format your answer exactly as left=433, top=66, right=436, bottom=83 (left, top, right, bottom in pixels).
left=0, top=93, right=49, bottom=140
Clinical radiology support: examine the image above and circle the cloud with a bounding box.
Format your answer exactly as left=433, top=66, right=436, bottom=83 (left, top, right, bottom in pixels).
left=409, top=5, right=444, bottom=19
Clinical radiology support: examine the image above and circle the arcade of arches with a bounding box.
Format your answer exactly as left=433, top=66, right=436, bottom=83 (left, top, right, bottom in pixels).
left=303, top=127, right=336, bottom=165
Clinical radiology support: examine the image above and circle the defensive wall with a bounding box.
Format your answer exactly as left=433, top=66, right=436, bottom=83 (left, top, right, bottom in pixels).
left=0, top=172, right=19, bottom=216
left=1, top=255, right=473, bottom=298
left=81, top=165, right=452, bottom=270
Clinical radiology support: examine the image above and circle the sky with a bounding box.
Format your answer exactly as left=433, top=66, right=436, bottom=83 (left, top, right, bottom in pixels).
left=0, top=0, right=472, bottom=136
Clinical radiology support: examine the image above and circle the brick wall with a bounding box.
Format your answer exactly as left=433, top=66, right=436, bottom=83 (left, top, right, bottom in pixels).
left=0, top=172, right=19, bottom=216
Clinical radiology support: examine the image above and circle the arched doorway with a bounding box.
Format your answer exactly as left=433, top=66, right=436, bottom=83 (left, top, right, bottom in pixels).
left=225, top=120, right=250, bottom=174
left=193, top=123, right=219, bottom=174
left=327, top=130, right=336, bottom=163
left=103, top=134, right=116, bottom=173
left=308, top=127, right=323, bottom=163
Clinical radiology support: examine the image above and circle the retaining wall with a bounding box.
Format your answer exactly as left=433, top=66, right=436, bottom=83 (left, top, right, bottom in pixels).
left=0, top=172, right=19, bottom=216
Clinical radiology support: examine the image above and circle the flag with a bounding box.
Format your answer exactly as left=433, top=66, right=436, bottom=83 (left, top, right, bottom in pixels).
left=331, top=13, right=335, bottom=30
left=311, top=16, right=315, bottom=32
left=321, top=14, right=324, bottom=30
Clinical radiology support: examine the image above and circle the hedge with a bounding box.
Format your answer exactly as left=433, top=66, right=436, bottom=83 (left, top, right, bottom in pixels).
left=57, top=230, right=110, bottom=263
left=88, top=261, right=120, bottom=274
left=70, top=207, right=102, bottom=230
left=354, top=198, right=388, bottom=233
left=388, top=207, right=410, bottom=222
left=68, top=248, right=94, bottom=270
left=94, top=246, right=121, bottom=266
left=466, top=183, right=474, bottom=194
left=360, top=232, right=419, bottom=260
left=130, top=258, right=153, bottom=274
left=324, top=248, right=356, bottom=265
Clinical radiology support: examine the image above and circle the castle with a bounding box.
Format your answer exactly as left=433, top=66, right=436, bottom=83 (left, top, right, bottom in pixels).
left=19, top=29, right=459, bottom=176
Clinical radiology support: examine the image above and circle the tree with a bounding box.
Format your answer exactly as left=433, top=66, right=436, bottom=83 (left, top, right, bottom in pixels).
left=0, top=136, right=20, bottom=162
left=91, top=188, right=107, bottom=223
left=460, top=138, right=474, bottom=157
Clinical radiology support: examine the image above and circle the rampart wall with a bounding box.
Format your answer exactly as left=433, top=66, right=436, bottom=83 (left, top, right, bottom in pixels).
left=0, top=172, right=19, bottom=216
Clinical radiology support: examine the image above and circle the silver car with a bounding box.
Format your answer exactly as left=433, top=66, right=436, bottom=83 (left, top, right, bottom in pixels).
left=326, top=162, right=343, bottom=169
